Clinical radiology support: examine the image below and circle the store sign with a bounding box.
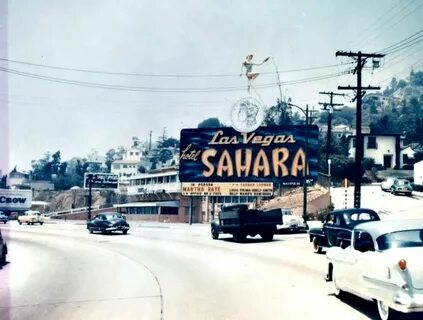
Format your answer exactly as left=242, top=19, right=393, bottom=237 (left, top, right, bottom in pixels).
left=181, top=182, right=273, bottom=196
left=179, top=125, right=319, bottom=186
left=84, top=173, right=119, bottom=190
left=0, top=189, right=32, bottom=211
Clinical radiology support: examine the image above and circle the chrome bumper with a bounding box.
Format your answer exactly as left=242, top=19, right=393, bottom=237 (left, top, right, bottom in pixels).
left=392, top=292, right=423, bottom=313
left=106, top=226, right=130, bottom=231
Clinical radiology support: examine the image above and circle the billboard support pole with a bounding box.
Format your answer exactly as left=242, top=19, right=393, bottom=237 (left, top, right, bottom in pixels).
left=189, top=196, right=193, bottom=225
left=303, top=105, right=309, bottom=224
left=87, top=173, right=93, bottom=221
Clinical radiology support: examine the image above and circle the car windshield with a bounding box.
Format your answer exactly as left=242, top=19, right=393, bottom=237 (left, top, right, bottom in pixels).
left=397, top=180, right=409, bottom=185
left=377, top=229, right=423, bottom=250
left=105, top=214, right=123, bottom=220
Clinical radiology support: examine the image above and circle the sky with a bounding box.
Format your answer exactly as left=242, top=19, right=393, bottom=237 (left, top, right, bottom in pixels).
left=1, top=0, right=423, bottom=172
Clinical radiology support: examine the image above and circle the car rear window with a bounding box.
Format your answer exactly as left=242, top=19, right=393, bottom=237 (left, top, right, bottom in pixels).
left=377, top=229, right=423, bottom=250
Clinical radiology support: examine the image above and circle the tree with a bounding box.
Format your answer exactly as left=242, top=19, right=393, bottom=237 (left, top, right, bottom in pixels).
left=158, top=149, right=173, bottom=164
left=160, top=137, right=179, bottom=148
left=263, top=99, right=291, bottom=126
left=0, top=175, right=6, bottom=188
left=197, top=118, right=223, bottom=128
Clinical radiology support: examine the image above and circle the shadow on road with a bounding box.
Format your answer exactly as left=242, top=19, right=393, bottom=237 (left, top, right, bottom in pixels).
left=329, top=292, right=423, bottom=319
left=220, top=237, right=285, bottom=244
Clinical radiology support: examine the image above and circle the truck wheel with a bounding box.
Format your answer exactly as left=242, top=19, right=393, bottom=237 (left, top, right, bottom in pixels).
left=313, top=237, right=323, bottom=254
left=233, top=232, right=246, bottom=243
left=0, top=251, right=5, bottom=266
left=261, top=232, right=274, bottom=241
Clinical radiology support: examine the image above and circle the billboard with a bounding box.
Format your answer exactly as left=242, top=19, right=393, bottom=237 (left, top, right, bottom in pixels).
left=179, top=125, right=319, bottom=186
left=181, top=182, right=273, bottom=196
left=0, top=189, right=32, bottom=211
left=84, top=173, right=119, bottom=190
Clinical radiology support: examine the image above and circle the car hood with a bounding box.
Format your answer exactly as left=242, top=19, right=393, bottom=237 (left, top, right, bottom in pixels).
left=383, top=247, right=423, bottom=289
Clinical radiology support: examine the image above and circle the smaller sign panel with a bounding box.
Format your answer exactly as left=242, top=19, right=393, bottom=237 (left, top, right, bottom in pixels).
left=181, top=182, right=273, bottom=196
left=0, top=189, right=32, bottom=211
left=84, top=173, right=119, bottom=190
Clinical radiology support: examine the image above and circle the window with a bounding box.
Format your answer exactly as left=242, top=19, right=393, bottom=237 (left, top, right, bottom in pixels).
left=352, top=138, right=356, bottom=148
left=123, top=164, right=128, bottom=168
left=354, top=231, right=375, bottom=252
left=367, top=136, right=377, bottom=149
left=161, top=207, right=178, bottom=215
left=130, top=152, right=133, bottom=156
left=113, top=164, right=120, bottom=169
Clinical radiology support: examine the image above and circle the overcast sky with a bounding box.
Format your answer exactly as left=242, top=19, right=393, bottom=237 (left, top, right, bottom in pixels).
left=1, top=0, right=423, bottom=172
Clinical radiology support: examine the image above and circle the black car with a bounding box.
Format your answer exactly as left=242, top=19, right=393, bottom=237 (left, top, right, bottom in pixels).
left=87, top=213, right=130, bottom=234
left=0, top=212, right=8, bottom=224
left=0, top=228, right=7, bottom=266
left=308, top=208, right=380, bottom=253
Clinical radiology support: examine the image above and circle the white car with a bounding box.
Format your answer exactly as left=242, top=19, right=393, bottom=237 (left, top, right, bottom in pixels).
left=326, top=219, right=423, bottom=320
left=381, top=177, right=395, bottom=192
left=276, top=208, right=308, bottom=233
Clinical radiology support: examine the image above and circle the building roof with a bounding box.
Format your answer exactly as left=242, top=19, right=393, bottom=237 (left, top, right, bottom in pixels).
left=114, top=200, right=179, bottom=208
left=112, top=160, right=140, bottom=164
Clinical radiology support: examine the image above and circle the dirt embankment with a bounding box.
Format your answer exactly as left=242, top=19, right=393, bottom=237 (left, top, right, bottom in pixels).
left=34, top=190, right=116, bottom=212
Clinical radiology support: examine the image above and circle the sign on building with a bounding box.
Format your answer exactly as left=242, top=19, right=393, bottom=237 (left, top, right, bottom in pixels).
left=179, top=125, right=319, bottom=186
left=0, top=189, right=32, bottom=211
left=181, top=182, right=273, bottom=196
left=84, top=173, right=119, bottom=190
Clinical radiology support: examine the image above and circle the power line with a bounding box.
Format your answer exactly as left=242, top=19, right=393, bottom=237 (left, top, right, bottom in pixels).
left=377, top=28, right=423, bottom=53
left=0, top=57, right=351, bottom=78
left=0, top=66, right=349, bottom=93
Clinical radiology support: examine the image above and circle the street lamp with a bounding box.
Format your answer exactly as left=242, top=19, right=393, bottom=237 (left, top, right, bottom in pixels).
left=287, top=100, right=310, bottom=224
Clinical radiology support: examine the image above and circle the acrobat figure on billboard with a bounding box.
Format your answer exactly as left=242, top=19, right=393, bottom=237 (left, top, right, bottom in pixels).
left=240, top=54, right=270, bottom=93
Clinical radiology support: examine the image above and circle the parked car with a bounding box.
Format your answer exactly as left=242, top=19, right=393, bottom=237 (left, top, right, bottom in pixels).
left=87, top=213, right=130, bottom=234
left=381, top=177, right=395, bottom=192
left=309, top=208, right=380, bottom=253
left=18, top=210, right=44, bottom=225
left=325, top=219, right=423, bottom=320
left=0, top=212, right=8, bottom=224
left=390, top=178, right=413, bottom=196
left=0, top=228, right=7, bottom=266
left=276, top=208, right=308, bottom=233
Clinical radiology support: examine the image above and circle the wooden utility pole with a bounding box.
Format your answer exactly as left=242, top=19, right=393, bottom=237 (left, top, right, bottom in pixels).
left=318, top=91, right=345, bottom=164
left=336, top=51, right=385, bottom=208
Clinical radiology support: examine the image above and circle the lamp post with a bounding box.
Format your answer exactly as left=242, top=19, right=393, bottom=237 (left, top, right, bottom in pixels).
left=287, top=101, right=310, bottom=224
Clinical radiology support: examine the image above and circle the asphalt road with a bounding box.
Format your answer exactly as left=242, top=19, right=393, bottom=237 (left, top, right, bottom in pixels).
left=0, top=185, right=422, bottom=320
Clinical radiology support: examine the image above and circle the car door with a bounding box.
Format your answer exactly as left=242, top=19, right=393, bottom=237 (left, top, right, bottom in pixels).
left=343, top=230, right=375, bottom=296
left=326, top=214, right=345, bottom=246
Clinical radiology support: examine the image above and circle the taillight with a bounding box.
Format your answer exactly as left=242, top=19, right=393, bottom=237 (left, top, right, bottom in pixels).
left=398, top=259, right=407, bottom=271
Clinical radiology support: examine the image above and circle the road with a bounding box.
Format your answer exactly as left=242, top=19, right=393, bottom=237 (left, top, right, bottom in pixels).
left=0, top=185, right=422, bottom=320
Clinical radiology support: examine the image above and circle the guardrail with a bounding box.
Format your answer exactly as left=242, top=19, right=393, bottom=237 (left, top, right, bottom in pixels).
left=46, top=206, right=100, bottom=217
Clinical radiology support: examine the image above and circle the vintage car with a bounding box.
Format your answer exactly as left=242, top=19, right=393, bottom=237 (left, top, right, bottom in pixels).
left=381, top=177, right=395, bottom=192
left=276, top=208, right=308, bottom=233
left=390, top=178, right=413, bottom=196
left=0, top=212, right=8, bottom=224
left=18, top=210, right=44, bottom=225
left=87, top=213, right=130, bottom=234
left=326, top=219, right=423, bottom=320
left=0, top=228, right=7, bottom=266
left=309, top=208, right=380, bottom=253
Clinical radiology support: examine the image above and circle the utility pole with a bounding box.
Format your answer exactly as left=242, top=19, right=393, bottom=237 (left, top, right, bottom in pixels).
left=336, top=51, right=384, bottom=208
left=318, top=91, right=345, bottom=164
left=149, top=130, right=152, bottom=152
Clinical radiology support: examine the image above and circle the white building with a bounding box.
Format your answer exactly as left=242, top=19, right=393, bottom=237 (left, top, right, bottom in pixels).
left=348, top=134, right=404, bottom=169
left=127, top=167, right=180, bottom=195
left=111, top=147, right=143, bottom=185
left=414, top=160, right=423, bottom=185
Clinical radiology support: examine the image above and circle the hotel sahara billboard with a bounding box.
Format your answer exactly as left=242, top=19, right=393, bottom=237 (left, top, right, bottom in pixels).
left=179, top=125, right=319, bottom=187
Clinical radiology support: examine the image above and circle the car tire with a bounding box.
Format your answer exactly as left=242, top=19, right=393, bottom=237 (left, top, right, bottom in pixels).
left=211, top=231, right=219, bottom=240
left=332, top=268, right=344, bottom=299
left=122, top=230, right=128, bottom=235
left=40, top=222, right=43, bottom=226
left=89, top=228, right=93, bottom=234
left=18, top=221, right=22, bottom=225
left=376, top=299, right=401, bottom=320
left=313, top=237, right=323, bottom=254
left=0, top=251, right=5, bottom=266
